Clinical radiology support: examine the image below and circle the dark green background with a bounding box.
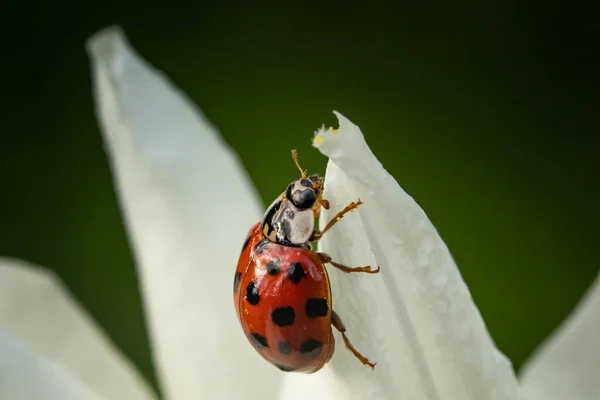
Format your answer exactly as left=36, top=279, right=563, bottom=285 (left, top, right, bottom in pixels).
left=2, top=0, right=598, bottom=394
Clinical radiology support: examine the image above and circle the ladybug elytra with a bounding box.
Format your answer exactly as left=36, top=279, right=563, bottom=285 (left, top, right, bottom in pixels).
left=233, top=150, right=379, bottom=373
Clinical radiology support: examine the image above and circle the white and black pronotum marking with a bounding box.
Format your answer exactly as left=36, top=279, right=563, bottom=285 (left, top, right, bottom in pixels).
left=261, top=177, right=319, bottom=247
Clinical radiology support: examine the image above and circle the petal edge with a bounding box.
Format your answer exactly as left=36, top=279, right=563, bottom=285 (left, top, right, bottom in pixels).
left=519, top=271, right=600, bottom=400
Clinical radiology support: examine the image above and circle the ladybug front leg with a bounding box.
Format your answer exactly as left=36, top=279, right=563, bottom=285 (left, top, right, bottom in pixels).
left=331, top=310, right=376, bottom=369
left=310, top=200, right=362, bottom=242
left=312, top=197, right=330, bottom=218
left=318, top=252, right=380, bottom=274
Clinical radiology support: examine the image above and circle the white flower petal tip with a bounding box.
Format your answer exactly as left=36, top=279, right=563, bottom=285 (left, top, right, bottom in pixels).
left=0, top=328, right=105, bottom=400
left=88, top=27, right=279, bottom=400
left=86, top=25, right=127, bottom=71
left=312, top=111, right=369, bottom=160
left=87, top=26, right=239, bottom=170
left=282, top=112, right=522, bottom=399
left=519, top=271, right=600, bottom=400
left=0, top=258, right=155, bottom=400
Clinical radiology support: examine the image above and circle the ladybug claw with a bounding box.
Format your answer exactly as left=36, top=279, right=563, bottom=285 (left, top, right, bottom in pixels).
left=349, top=264, right=380, bottom=274
left=338, top=326, right=377, bottom=370
left=359, top=265, right=380, bottom=274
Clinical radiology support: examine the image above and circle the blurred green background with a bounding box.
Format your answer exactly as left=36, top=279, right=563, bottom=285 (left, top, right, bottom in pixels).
left=1, top=0, right=598, bottom=393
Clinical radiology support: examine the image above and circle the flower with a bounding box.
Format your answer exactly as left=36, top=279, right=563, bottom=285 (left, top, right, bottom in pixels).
left=1, top=26, right=598, bottom=400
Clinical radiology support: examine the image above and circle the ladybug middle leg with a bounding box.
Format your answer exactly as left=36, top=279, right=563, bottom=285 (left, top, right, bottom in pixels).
left=311, top=199, right=380, bottom=274
left=317, top=252, right=380, bottom=274
left=331, top=310, right=376, bottom=369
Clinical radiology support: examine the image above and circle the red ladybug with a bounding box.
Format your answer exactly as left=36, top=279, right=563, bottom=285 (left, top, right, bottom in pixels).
left=233, top=150, right=379, bottom=373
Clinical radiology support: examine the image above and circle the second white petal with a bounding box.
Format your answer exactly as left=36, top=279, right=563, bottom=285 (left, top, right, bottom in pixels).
left=88, top=27, right=281, bottom=400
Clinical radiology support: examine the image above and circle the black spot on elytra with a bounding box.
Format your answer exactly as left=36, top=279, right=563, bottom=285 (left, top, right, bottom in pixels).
left=271, top=307, right=296, bottom=327
left=241, top=235, right=251, bottom=252
left=305, top=298, right=329, bottom=318
left=249, top=333, right=268, bottom=349
left=300, top=178, right=312, bottom=187
left=254, top=238, right=270, bottom=254
left=278, top=341, right=292, bottom=355
left=245, top=281, right=260, bottom=305
left=288, top=262, right=306, bottom=284
left=267, top=258, right=281, bottom=276
left=233, top=272, right=241, bottom=293
left=300, top=339, right=323, bottom=357
left=275, top=364, right=295, bottom=372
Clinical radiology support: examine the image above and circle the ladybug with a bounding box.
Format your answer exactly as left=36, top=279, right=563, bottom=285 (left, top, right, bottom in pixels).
left=233, top=150, right=380, bottom=373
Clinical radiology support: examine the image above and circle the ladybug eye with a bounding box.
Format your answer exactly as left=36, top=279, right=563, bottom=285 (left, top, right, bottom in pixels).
left=300, top=179, right=313, bottom=187
left=308, top=175, right=323, bottom=191
left=286, top=181, right=317, bottom=210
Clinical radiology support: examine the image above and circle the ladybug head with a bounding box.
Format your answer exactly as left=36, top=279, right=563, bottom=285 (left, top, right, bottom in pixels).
left=260, top=152, right=329, bottom=246
left=285, top=176, right=323, bottom=210
left=285, top=150, right=329, bottom=211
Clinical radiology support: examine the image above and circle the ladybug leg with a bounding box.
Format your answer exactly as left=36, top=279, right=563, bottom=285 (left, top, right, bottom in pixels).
left=317, top=197, right=330, bottom=211
left=317, top=252, right=380, bottom=274
left=310, top=200, right=362, bottom=242
left=312, top=198, right=331, bottom=218
left=331, top=310, right=376, bottom=369
left=312, top=197, right=330, bottom=219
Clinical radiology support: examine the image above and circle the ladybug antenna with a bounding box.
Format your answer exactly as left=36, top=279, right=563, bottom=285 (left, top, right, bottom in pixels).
left=291, top=149, right=307, bottom=179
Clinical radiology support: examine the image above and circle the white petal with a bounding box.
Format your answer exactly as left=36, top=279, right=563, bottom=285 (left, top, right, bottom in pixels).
left=87, top=27, right=281, bottom=400
left=519, top=271, right=600, bottom=400
left=280, top=112, right=521, bottom=400
left=0, top=327, right=105, bottom=400
left=0, top=258, right=156, bottom=400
